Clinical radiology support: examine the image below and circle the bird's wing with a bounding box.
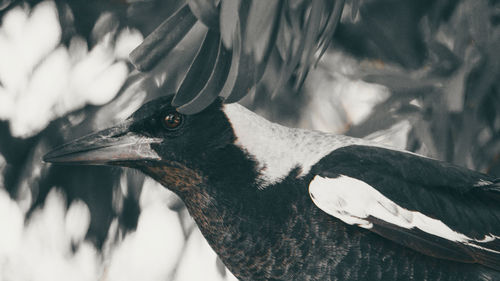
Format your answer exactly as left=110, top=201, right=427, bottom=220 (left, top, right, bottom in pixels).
left=308, top=145, right=500, bottom=270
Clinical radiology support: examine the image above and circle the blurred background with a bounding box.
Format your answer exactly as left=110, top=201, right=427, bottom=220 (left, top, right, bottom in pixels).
left=0, top=0, right=499, bottom=280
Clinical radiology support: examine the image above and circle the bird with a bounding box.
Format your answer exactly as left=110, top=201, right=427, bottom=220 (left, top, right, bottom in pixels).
left=44, top=95, right=500, bottom=281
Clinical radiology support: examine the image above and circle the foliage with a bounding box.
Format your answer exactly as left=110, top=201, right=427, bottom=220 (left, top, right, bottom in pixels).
left=0, top=0, right=499, bottom=280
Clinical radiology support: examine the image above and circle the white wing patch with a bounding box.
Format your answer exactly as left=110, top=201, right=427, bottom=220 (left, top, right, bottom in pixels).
left=309, top=175, right=499, bottom=250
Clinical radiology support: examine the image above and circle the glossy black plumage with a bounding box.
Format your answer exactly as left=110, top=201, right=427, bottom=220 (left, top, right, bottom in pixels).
left=44, top=96, right=500, bottom=280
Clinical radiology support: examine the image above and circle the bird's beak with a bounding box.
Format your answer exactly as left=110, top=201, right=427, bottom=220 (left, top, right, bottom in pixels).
left=43, top=122, right=162, bottom=165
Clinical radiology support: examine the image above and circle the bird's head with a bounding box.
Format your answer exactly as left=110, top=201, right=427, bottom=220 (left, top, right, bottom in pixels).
left=43, top=95, right=260, bottom=195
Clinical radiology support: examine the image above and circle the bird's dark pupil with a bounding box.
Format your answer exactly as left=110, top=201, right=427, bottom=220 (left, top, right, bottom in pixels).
left=164, top=113, right=182, bottom=129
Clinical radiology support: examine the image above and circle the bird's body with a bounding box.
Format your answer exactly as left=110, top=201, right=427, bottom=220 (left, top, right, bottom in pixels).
left=177, top=176, right=500, bottom=281
left=44, top=96, right=500, bottom=280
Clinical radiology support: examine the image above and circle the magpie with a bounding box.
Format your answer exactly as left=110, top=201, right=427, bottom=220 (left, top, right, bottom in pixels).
left=44, top=95, right=500, bottom=281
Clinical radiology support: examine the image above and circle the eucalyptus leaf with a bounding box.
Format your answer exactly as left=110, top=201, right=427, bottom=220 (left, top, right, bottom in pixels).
left=173, top=30, right=221, bottom=107
left=187, top=0, right=219, bottom=29
left=178, top=41, right=232, bottom=114
left=245, top=0, right=281, bottom=62
left=221, top=1, right=258, bottom=103
left=220, top=0, right=240, bottom=49
left=129, top=5, right=197, bottom=71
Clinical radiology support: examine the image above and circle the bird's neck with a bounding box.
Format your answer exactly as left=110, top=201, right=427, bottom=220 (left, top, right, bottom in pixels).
left=223, top=103, right=366, bottom=188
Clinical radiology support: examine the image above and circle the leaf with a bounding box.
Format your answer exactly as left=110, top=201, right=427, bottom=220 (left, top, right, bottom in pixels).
left=221, top=0, right=257, bottom=103
left=172, top=30, right=221, bottom=107
left=271, top=3, right=308, bottom=97
left=187, top=0, right=219, bottom=29
left=244, top=0, right=281, bottom=62
left=295, top=0, right=325, bottom=88
left=362, top=73, right=437, bottom=94
left=351, top=0, right=360, bottom=21
left=129, top=5, right=197, bottom=72
left=247, top=0, right=284, bottom=83
left=271, top=38, right=297, bottom=97
left=276, top=14, right=293, bottom=61
left=316, top=0, right=345, bottom=61
left=177, top=40, right=232, bottom=114
left=220, top=0, right=241, bottom=49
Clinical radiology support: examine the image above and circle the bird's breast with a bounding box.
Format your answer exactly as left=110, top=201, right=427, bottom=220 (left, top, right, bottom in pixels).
left=179, top=186, right=356, bottom=280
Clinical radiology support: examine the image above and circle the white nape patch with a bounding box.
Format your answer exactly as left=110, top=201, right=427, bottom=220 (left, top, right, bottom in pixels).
left=223, top=103, right=386, bottom=187
left=309, top=175, right=499, bottom=249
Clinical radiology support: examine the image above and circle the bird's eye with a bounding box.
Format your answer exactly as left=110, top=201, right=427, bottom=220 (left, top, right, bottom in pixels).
left=163, top=112, right=184, bottom=130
